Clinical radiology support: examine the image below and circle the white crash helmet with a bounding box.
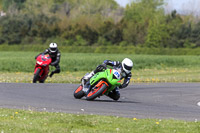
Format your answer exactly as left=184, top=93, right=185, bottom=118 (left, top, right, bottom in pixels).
left=122, top=58, right=133, bottom=74
left=49, top=43, right=58, bottom=53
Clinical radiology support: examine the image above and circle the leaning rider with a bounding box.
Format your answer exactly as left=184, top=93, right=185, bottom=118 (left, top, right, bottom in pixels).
left=35, top=43, right=61, bottom=77
left=83, top=58, right=133, bottom=101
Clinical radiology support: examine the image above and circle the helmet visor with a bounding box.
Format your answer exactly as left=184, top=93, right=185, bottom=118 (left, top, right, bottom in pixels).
left=124, top=64, right=132, bottom=70
left=50, top=48, right=57, bottom=52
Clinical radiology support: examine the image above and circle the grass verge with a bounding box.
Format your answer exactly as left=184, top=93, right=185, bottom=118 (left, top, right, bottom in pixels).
left=0, top=67, right=200, bottom=83
left=0, top=108, right=200, bottom=133
left=1, top=52, right=200, bottom=72
left=1, top=44, right=200, bottom=55
left=0, top=51, right=200, bottom=83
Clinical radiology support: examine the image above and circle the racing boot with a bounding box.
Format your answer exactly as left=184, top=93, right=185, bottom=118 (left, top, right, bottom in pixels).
left=49, top=72, right=54, bottom=78
left=81, top=71, right=94, bottom=95
left=82, top=81, right=91, bottom=95
left=107, top=87, right=120, bottom=101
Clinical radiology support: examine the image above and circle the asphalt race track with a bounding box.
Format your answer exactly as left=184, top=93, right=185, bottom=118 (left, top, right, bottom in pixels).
left=0, top=83, right=200, bottom=121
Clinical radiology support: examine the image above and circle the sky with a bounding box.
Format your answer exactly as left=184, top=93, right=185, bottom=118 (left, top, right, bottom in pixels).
left=115, top=0, right=131, bottom=7
left=115, top=0, right=200, bottom=15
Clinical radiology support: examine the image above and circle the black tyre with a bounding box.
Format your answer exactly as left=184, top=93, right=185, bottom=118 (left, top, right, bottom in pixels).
left=74, top=85, right=85, bottom=99
left=33, top=69, right=41, bottom=83
left=86, top=84, right=107, bottom=101
left=39, top=80, right=45, bottom=83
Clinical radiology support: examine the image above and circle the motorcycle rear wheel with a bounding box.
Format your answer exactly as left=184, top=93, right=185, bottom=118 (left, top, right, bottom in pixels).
left=33, top=69, right=41, bottom=83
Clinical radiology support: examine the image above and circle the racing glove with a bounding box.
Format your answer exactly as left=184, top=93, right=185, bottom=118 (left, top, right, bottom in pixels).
left=119, top=84, right=127, bottom=89
left=94, top=64, right=107, bottom=73
left=115, top=61, right=120, bottom=66
left=50, top=62, right=57, bottom=66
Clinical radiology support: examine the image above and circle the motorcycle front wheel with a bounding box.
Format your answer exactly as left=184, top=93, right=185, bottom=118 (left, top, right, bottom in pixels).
left=74, top=85, right=85, bottom=99
left=33, top=68, right=41, bottom=83
left=86, top=83, right=107, bottom=101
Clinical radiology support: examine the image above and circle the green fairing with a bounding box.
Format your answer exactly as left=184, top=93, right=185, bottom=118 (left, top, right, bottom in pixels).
left=90, top=69, right=121, bottom=95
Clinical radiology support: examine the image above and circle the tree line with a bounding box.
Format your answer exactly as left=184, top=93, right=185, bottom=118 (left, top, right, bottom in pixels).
left=0, top=0, right=199, bottom=48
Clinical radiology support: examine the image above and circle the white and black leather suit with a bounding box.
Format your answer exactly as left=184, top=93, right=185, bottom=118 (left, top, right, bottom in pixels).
left=94, top=60, right=132, bottom=100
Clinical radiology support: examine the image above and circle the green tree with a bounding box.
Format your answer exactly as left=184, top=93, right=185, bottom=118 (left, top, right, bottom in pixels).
left=1, top=0, right=26, bottom=11
left=145, top=19, right=168, bottom=47
left=0, top=15, right=29, bottom=44
left=122, top=0, right=165, bottom=45
left=190, top=22, right=200, bottom=47
left=164, top=10, right=191, bottom=48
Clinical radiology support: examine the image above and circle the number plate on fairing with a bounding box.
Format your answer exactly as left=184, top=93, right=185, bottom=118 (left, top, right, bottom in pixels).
left=113, top=69, right=121, bottom=79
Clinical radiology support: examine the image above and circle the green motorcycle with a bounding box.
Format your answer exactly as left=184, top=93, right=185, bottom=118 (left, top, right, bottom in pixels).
left=74, top=68, right=122, bottom=100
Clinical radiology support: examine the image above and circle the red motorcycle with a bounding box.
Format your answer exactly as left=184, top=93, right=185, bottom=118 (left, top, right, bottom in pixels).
left=33, top=54, right=52, bottom=83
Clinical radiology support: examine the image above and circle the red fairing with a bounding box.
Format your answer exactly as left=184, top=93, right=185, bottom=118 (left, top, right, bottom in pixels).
left=34, top=54, right=52, bottom=81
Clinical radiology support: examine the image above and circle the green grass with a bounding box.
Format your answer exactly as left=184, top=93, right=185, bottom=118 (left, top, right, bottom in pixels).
left=1, top=51, right=200, bottom=72
left=1, top=44, right=200, bottom=55
left=1, top=52, right=200, bottom=132
left=0, top=108, right=200, bottom=133
left=1, top=67, right=200, bottom=83
left=0, top=51, right=200, bottom=83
